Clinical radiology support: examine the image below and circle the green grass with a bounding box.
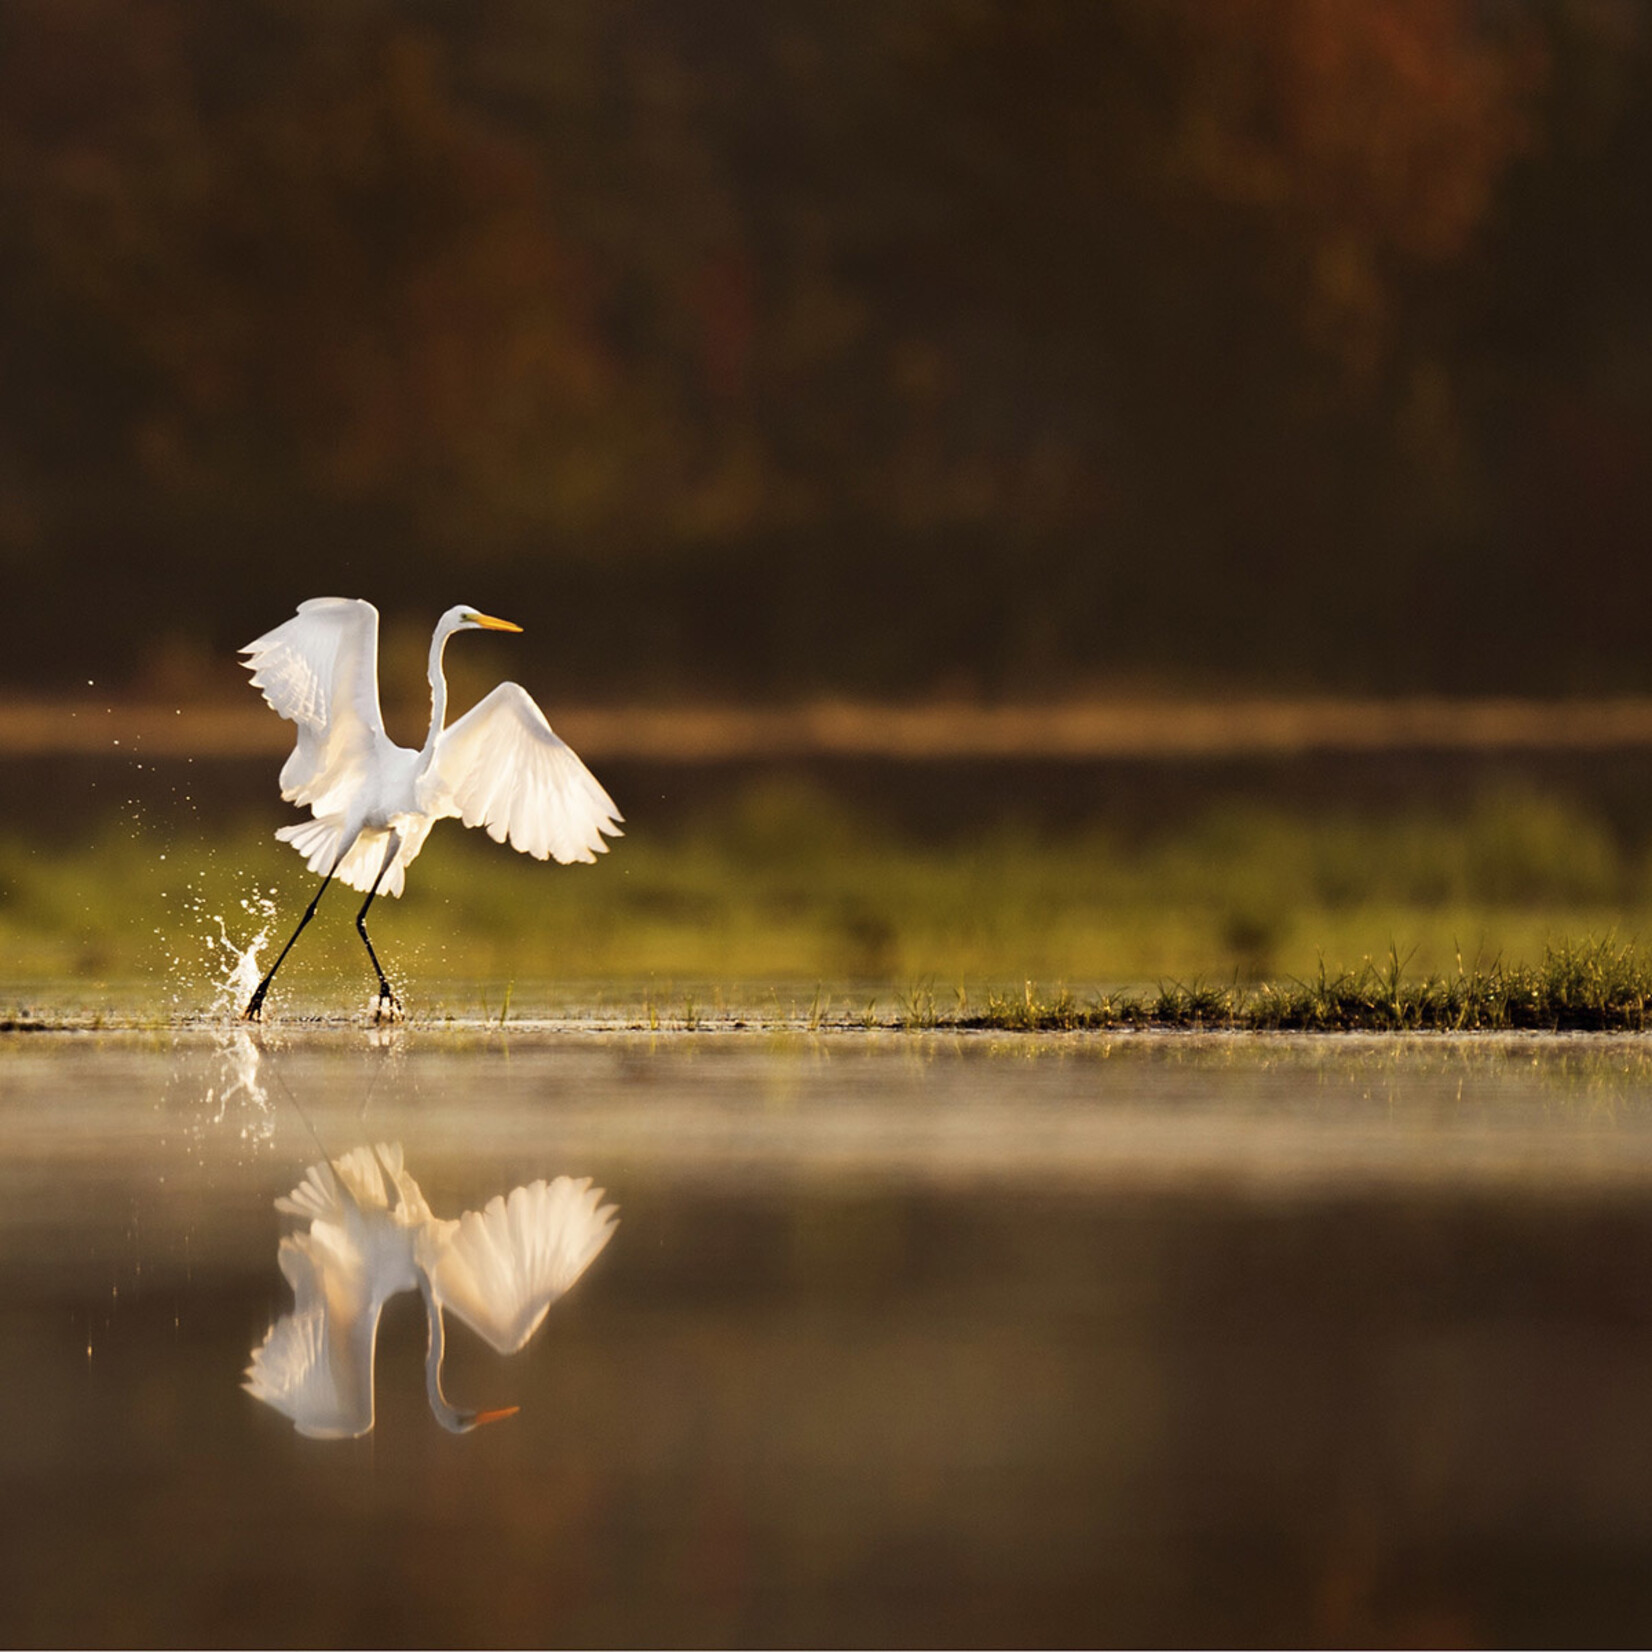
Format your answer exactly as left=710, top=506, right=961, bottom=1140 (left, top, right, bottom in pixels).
left=7, top=777, right=1652, bottom=1030
left=963, top=939, right=1652, bottom=1033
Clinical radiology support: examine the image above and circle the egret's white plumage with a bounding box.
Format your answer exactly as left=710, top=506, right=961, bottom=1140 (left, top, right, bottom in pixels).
left=244, top=1143, right=618, bottom=1438
left=239, top=597, right=622, bottom=1018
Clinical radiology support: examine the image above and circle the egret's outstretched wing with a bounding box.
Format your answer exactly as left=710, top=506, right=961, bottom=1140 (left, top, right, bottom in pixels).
left=423, top=1176, right=619, bottom=1354
left=241, top=597, right=386, bottom=816
left=424, top=683, right=623, bottom=864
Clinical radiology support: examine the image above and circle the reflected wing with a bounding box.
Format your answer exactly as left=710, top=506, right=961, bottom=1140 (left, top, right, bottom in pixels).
left=241, top=597, right=387, bottom=815
left=424, top=683, right=622, bottom=864
left=243, top=1233, right=379, bottom=1438
left=244, top=1308, right=376, bottom=1440
left=275, top=1143, right=392, bottom=1223
left=371, top=1141, right=433, bottom=1225
left=423, top=1177, right=618, bottom=1354
left=276, top=1155, right=351, bottom=1225
left=252, top=1148, right=430, bottom=1438
left=275, top=1143, right=430, bottom=1224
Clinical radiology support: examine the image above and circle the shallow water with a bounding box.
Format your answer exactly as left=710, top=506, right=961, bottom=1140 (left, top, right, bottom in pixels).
left=6, top=1027, right=1652, bottom=1646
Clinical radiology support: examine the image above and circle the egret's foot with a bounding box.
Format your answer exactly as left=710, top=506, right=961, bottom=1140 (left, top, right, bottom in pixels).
left=371, top=989, right=403, bottom=1026
left=243, top=988, right=269, bottom=1022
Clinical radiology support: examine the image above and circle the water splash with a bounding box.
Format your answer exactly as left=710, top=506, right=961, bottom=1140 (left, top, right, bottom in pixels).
left=158, top=881, right=276, bottom=1021
left=163, top=884, right=279, bottom=1150
left=205, top=898, right=275, bottom=1022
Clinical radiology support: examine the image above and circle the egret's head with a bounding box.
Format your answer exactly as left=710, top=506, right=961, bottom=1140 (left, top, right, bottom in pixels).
left=452, top=606, right=522, bottom=635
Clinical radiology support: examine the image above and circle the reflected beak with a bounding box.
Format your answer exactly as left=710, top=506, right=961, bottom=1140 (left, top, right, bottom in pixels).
left=468, top=611, right=523, bottom=633
left=470, top=1405, right=521, bottom=1428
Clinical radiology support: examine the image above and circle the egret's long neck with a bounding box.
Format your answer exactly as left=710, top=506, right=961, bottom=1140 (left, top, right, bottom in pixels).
left=419, top=625, right=455, bottom=766
left=420, top=1276, right=468, bottom=1433
left=420, top=1274, right=518, bottom=1434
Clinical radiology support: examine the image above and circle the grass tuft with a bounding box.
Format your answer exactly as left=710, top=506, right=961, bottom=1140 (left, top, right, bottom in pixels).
left=953, top=938, right=1652, bottom=1034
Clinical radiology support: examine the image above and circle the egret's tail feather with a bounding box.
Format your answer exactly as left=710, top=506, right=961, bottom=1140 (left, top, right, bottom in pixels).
left=276, top=818, right=407, bottom=896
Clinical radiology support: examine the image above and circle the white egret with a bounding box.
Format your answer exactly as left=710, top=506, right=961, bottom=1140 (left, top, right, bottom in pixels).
left=239, top=597, right=622, bottom=1020
left=243, top=1142, right=618, bottom=1438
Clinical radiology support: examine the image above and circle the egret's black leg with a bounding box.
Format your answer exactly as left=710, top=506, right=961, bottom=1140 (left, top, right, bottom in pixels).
left=357, top=836, right=402, bottom=1021
left=244, top=870, right=335, bottom=1020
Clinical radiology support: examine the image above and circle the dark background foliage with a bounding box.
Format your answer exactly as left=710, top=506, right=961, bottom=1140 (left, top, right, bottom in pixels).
left=2, top=0, right=1648, bottom=699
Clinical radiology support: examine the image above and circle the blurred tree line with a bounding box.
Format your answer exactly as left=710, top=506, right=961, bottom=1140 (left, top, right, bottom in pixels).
left=1, top=0, right=1649, bottom=699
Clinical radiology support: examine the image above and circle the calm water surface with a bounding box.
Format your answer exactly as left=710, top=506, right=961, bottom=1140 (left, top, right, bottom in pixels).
left=5, top=1027, right=1652, bottom=1647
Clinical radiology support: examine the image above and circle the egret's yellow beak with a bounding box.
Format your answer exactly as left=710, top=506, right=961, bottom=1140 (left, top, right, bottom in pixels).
left=468, top=611, right=523, bottom=633
left=471, top=1405, right=521, bottom=1427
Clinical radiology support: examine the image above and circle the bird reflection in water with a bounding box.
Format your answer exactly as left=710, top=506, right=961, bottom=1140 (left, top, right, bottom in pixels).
left=244, top=1142, right=617, bottom=1437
